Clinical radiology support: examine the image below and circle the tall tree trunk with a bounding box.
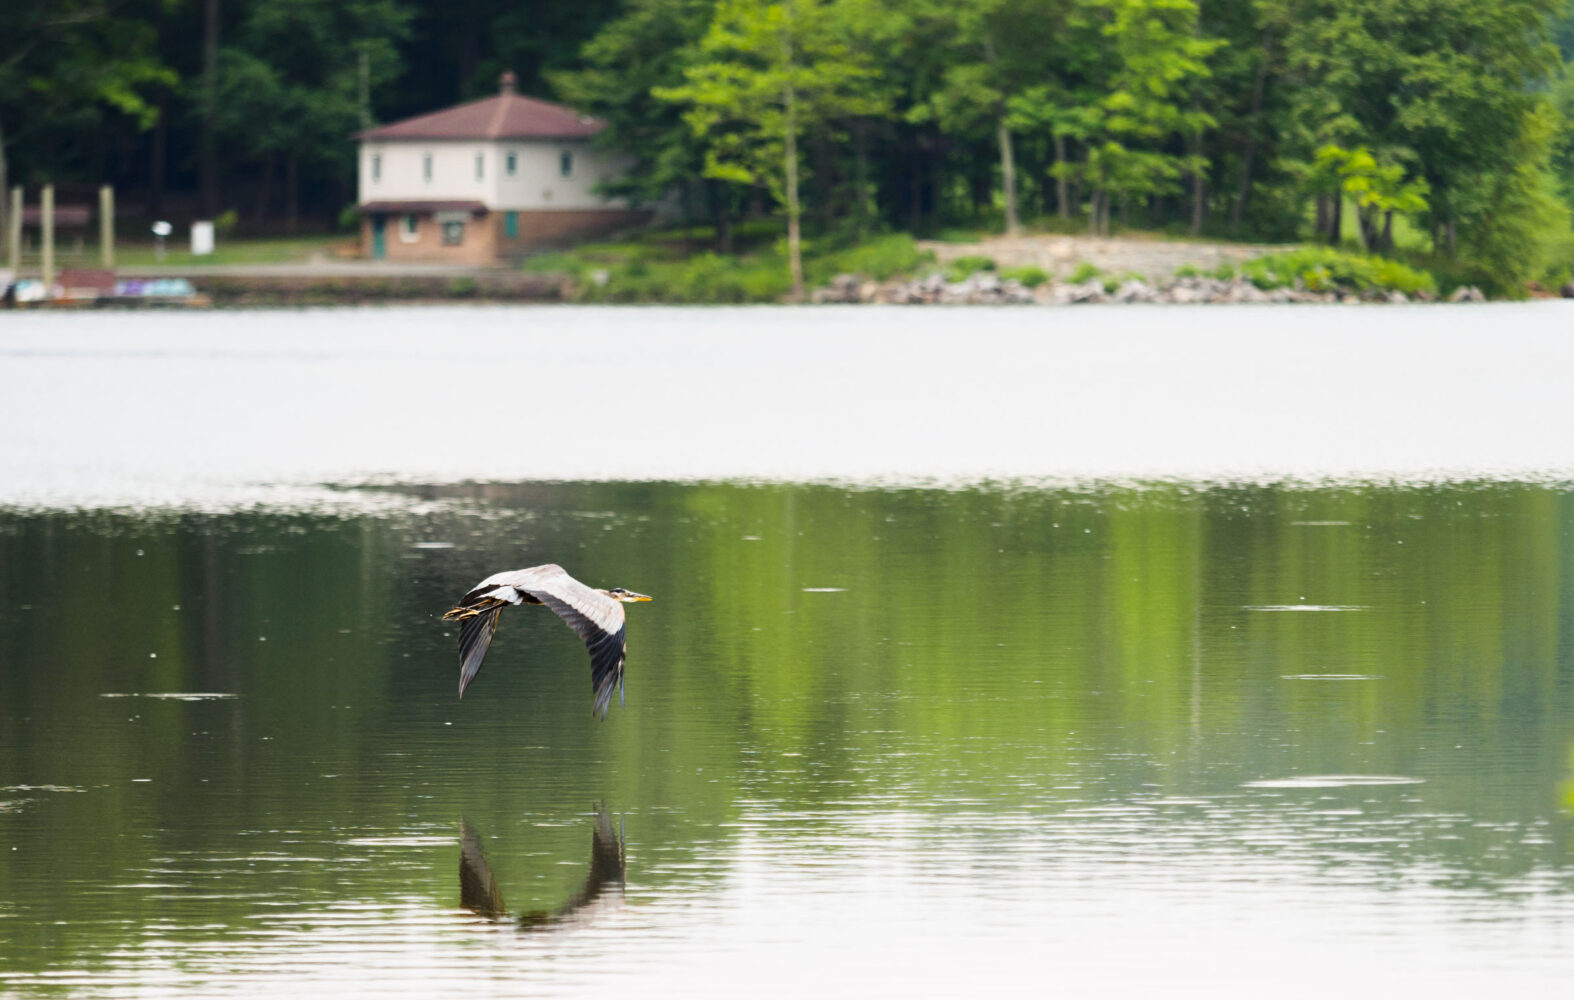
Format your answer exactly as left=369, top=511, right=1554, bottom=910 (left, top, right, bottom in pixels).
left=255, top=153, right=274, bottom=224
left=1380, top=210, right=1393, bottom=253
left=981, top=30, right=1018, bottom=236
left=1053, top=134, right=1069, bottom=220
left=201, top=0, right=220, bottom=218
left=782, top=81, right=803, bottom=300
left=1328, top=194, right=1342, bottom=246
left=1089, top=190, right=1101, bottom=235
left=1190, top=133, right=1205, bottom=236
left=853, top=120, right=871, bottom=238
left=285, top=155, right=298, bottom=234
left=1229, top=29, right=1271, bottom=234
left=1355, top=208, right=1375, bottom=251
left=997, top=114, right=1020, bottom=236
left=711, top=180, right=733, bottom=254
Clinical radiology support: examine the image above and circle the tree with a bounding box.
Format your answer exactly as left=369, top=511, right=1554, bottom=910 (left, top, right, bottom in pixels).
left=1307, top=145, right=1428, bottom=252
left=551, top=0, right=726, bottom=243
left=0, top=1, right=174, bottom=234
left=657, top=0, right=885, bottom=299
left=1075, top=0, right=1218, bottom=234
left=213, top=0, right=409, bottom=228
left=1265, top=0, right=1562, bottom=273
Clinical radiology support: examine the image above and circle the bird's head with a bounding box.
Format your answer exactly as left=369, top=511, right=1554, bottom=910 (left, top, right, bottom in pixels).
left=603, top=587, right=653, bottom=603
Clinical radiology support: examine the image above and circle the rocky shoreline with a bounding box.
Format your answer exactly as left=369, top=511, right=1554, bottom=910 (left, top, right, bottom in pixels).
left=812, top=271, right=1488, bottom=305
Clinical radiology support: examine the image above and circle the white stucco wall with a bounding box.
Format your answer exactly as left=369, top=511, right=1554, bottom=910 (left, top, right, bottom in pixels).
left=359, top=140, right=632, bottom=210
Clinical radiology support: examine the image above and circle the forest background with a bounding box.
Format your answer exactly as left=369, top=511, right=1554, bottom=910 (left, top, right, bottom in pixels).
left=6, top=0, right=1574, bottom=297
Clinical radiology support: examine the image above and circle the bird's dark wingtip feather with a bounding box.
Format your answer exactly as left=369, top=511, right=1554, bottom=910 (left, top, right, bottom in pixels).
left=456, top=606, right=502, bottom=699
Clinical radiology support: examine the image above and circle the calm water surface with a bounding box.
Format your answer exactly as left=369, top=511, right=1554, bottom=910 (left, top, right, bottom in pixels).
left=4, top=479, right=1574, bottom=997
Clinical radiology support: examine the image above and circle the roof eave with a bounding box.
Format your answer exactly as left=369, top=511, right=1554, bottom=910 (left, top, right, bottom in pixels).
left=356, top=129, right=605, bottom=143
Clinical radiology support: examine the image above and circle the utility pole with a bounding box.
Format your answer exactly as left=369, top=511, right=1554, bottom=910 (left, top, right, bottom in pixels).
left=100, top=186, right=115, bottom=269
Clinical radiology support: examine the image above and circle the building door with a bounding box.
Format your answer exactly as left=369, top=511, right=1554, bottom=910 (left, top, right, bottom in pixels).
left=371, top=215, right=387, bottom=259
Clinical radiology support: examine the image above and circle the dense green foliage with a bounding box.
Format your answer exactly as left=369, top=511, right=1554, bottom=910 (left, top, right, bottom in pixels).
left=5, top=0, right=1574, bottom=290
left=1239, top=246, right=1438, bottom=295
left=524, top=228, right=930, bottom=301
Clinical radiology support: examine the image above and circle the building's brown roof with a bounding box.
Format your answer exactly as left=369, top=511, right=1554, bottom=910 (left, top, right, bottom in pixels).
left=357, top=201, right=487, bottom=215
left=357, top=71, right=603, bottom=142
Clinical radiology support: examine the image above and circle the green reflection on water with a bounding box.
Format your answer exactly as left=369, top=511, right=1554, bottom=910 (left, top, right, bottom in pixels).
left=2, top=480, right=1574, bottom=982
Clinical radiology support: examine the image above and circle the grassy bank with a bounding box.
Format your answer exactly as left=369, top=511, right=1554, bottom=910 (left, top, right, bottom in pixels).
left=111, top=235, right=350, bottom=269
left=524, top=225, right=935, bottom=304
left=524, top=224, right=1470, bottom=303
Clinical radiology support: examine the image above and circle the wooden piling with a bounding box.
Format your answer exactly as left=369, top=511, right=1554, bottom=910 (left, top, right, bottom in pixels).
left=41, top=184, right=54, bottom=293
left=100, top=185, right=115, bottom=269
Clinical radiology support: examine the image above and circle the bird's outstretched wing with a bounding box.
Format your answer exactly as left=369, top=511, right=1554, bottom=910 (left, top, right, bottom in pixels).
left=444, top=564, right=628, bottom=716
left=520, top=569, right=628, bottom=720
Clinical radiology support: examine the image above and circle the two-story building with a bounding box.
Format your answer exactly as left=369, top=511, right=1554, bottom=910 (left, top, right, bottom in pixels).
left=355, top=71, right=647, bottom=264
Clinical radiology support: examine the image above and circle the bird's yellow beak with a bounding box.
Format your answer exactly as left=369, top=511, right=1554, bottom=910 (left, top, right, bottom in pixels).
left=629, top=592, right=653, bottom=602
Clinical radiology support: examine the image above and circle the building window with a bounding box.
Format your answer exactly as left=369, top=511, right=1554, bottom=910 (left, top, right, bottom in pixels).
left=442, top=220, right=465, bottom=245
left=504, top=211, right=518, bottom=239
left=559, top=151, right=573, bottom=177
left=399, top=214, right=419, bottom=243
left=475, top=152, right=484, bottom=181
left=422, top=152, right=433, bottom=182
left=506, top=151, right=518, bottom=177
left=371, top=153, right=381, bottom=183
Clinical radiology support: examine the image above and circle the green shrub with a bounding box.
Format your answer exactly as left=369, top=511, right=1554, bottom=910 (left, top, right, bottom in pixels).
left=522, top=252, right=583, bottom=276
left=945, top=254, right=997, bottom=281
left=1173, top=263, right=1201, bottom=279
left=1210, top=263, right=1236, bottom=281
left=1068, top=261, right=1102, bottom=284
left=825, top=233, right=930, bottom=281
left=577, top=250, right=794, bottom=304
left=1001, top=265, right=1049, bottom=288
left=1240, top=247, right=1437, bottom=296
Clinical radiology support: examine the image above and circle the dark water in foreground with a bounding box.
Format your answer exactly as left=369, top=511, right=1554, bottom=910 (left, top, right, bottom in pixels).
left=4, top=479, right=1574, bottom=997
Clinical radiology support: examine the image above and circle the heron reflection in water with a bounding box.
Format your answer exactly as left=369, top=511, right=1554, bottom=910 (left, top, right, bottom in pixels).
left=459, top=808, right=626, bottom=929
left=444, top=564, right=651, bottom=719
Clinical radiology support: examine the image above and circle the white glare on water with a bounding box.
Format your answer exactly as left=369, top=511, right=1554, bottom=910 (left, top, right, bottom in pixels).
left=4, top=304, right=1574, bottom=507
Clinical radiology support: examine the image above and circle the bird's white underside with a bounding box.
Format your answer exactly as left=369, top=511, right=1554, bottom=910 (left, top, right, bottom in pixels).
left=472, top=563, right=626, bottom=635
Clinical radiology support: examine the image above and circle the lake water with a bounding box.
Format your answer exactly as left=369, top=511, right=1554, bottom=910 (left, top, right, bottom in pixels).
left=4, top=306, right=1574, bottom=997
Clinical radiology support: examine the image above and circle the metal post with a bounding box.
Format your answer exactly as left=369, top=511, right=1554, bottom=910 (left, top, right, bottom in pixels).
left=5, top=187, right=18, bottom=276
left=100, top=185, right=114, bottom=269
left=40, top=184, right=54, bottom=293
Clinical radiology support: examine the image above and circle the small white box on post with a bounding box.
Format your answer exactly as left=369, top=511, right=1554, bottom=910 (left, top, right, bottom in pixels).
left=191, top=221, right=215, bottom=256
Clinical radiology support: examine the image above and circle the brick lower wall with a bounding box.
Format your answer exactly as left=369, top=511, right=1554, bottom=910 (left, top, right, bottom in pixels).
left=362, top=212, right=497, bottom=266
left=499, top=209, right=653, bottom=251
left=361, top=208, right=651, bottom=262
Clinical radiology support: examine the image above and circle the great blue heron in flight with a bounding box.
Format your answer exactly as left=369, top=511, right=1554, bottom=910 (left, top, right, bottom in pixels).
left=442, top=563, right=651, bottom=718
